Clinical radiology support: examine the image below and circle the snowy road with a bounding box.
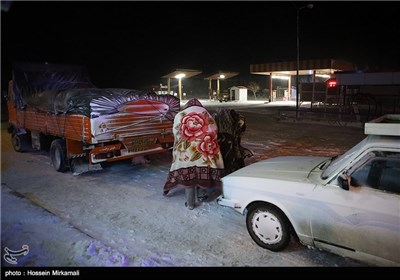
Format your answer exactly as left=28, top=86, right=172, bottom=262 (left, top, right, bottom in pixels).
left=1, top=101, right=367, bottom=267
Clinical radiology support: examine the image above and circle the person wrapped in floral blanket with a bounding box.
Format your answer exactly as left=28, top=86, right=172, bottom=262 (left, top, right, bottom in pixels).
left=163, top=98, right=224, bottom=210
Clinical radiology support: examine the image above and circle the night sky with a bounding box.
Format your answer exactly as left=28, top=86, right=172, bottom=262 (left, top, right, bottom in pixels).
left=2, top=1, right=400, bottom=90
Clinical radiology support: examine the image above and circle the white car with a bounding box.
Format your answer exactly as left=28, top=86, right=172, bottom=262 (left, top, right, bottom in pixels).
left=217, top=115, right=400, bottom=266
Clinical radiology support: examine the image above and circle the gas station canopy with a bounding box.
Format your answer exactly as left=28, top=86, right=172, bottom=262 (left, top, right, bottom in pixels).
left=204, top=71, right=240, bottom=99
left=249, top=59, right=355, bottom=103
left=204, top=71, right=239, bottom=80
left=162, top=69, right=202, bottom=79
left=161, top=69, right=202, bottom=101
left=250, top=59, right=354, bottom=76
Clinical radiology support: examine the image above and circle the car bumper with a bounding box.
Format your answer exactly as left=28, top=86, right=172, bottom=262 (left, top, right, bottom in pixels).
left=217, top=195, right=243, bottom=212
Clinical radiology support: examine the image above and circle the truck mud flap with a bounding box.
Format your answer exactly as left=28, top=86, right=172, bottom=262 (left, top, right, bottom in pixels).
left=70, top=157, right=102, bottom=175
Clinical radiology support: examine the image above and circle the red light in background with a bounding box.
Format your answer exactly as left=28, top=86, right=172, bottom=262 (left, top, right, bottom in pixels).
left=327, top=79, right=337, bottom=88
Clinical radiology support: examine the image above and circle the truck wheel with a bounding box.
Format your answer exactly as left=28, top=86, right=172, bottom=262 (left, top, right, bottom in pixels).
left=12, top=134, right=31, bottom=152
left=246, top=203, right=291, bottom=251
left=50, top=139, right=68, bottom=172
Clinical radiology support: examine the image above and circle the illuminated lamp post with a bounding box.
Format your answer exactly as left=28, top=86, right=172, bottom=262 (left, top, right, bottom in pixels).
left=296, top=3, right=313, bottom=118
left=175, top=73, right=186, bottom=100
left=217, top=74, right=225, bottom=100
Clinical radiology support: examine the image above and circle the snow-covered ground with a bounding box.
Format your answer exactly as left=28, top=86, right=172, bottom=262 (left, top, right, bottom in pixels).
left=1, top=100, right=367, bottom=269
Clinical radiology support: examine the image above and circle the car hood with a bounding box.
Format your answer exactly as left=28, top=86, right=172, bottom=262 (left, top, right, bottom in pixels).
left=225, top=156, right=328, bottom=182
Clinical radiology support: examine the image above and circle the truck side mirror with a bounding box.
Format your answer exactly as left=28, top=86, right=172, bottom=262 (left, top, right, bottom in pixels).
left=338, top=174, right=349, bottom=191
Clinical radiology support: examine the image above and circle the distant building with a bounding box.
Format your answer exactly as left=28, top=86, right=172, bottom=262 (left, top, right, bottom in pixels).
left=230, top=86, right=248, bottom=101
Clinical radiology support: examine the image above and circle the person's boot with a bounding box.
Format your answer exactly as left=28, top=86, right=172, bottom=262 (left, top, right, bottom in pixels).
left=185, top=187, right=195, bottom=210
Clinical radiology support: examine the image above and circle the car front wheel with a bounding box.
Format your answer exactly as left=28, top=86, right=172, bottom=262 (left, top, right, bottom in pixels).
left=246, top=203, right=291, bottom=251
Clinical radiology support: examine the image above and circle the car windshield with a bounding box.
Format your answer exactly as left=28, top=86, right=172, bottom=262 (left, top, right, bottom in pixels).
left=321, top=137, right=368, bottom=179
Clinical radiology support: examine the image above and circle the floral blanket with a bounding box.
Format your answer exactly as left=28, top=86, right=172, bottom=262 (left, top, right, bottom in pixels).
left=163, top=105, right=224, bottom=195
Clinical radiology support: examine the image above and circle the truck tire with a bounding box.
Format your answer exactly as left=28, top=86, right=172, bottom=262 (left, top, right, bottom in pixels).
left=50, top=139, right=68, bottom=172
left=12, top=134, right=31, bottom=152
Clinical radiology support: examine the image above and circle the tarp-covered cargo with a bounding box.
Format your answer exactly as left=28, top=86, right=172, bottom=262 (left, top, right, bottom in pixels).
left=20, top=87, right=176, bottom=118
left=12, top=62, right=176, bottom=118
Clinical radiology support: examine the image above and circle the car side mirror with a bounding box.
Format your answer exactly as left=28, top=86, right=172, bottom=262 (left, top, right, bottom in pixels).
left=338, top=174, right=349, bottom=191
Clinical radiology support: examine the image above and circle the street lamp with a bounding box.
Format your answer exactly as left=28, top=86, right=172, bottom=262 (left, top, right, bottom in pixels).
left=175, top=73, right=186, bottom=100
left=217, top=74, right=225, bottom=99
left=296, top=3, right=313, bottom=118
